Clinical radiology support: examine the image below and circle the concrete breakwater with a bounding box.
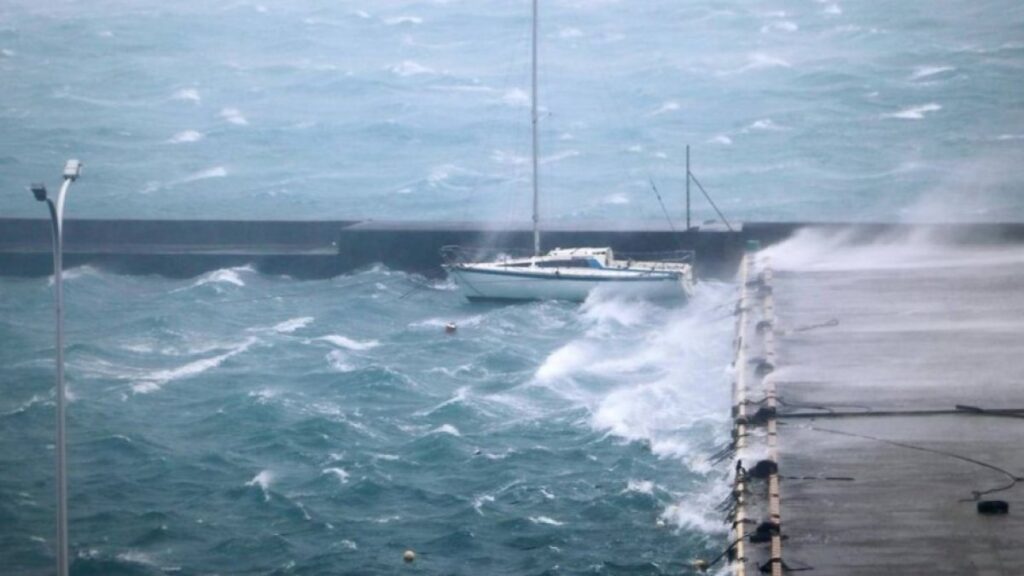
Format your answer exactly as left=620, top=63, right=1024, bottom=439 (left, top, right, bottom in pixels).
left=4, top=218, right=1023, bottom=280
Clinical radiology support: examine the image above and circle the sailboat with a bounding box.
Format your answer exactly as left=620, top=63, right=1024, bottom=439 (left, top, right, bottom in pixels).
left=444, top=0, right=694, bottom=302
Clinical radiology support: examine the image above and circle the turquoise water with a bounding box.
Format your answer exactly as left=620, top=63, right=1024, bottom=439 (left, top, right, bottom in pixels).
left=1, top=268, right=735, bottom=574
left=1, top=1, right=1022, bottom=222
left=2, top=1, right=1023, bottom=574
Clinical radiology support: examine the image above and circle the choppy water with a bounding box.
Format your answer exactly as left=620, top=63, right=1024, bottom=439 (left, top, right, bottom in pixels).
left=1, top=267, right=736, bottom=574
left=1, top=0, right=1022, bottom=222
left=2, top=1, right=1023, bottom=574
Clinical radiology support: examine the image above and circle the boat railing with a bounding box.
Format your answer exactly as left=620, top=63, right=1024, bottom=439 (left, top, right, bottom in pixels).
left=440, top=245, right=535, bottom=265
left=616, top=249, right=695, bottom=265
left=441, top=245, right=695, bottom=266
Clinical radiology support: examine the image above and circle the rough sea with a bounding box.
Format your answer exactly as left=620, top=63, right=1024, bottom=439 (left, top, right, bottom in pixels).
left=1, top=1, right=1023, bottom=575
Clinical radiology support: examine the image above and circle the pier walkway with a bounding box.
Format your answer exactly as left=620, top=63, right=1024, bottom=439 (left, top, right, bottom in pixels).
left=728, top=229, right=1024, bottom=575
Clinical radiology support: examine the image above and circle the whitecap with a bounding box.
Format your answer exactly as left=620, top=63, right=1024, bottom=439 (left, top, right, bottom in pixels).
left=623, top=479, right=655, bottom=495
left=48, top=265, right=100, bottom=286
left=708, top=134, right=733, bottom=145
left=650, top=101, right=680, bottom=116
left=317, top=335, right=379, bottom=351
left=559, top=27, right=583, bottom=39
left=248, top=388, right=278, bottom=403
left=116, top=551, right=157, bottom=566
left=501, top=88, right=529, bottom=107
left=4, top=394, right=49, bottom=416
left=882, top=103, right=941, bottom=120
left=822, top=3, right=842, bottom=15
left=491, top=149, right=528, bottom=166
left=760, top=21, right=798, bottom=33
left=387, top=60, right=434, bottom=76
left=909, top=65, right=955, bottom=81
left=326, top=350, right=355, bottom=372
left=430, top=424, right=461, bottom=436
left=246, top=470, right=273, bottom=501
left=340, top=539, right=358, bottom=550
left=748, top=118, right=786, bottom=131
left=187, top=266, right=249, bottom=289
left=540, top=150, right=580, bottom=165
left=322, top=467, right=349, bottom=484
left=727, top=53, right=792, bottom=75
left=172, top=88, right=200, bottom=103
left=132, top=338, right=256, bottom=393
left=167, top=130, right=203, bottom=144
left=181, top=166, right=228, bottom=183
left=274, top=316, right=314, bottom=334
left=602, top=193, right=630, bottom=205
left=472, top=494, right=495, bottom=515
left=220, top=107, right=248, bottom=125
left=529, top=516, right=564, bottom=526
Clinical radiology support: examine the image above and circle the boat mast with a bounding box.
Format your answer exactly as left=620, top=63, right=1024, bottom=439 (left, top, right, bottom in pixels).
left=531, top=0, right=541, bottom=257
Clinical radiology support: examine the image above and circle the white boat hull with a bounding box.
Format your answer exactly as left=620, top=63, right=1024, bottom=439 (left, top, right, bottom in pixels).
left=448, top=267, right=689, bottom=302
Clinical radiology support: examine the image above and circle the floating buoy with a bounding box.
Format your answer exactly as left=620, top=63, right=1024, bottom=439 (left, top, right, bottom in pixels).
left=403, top=549, right=416, bottom=563
left=445, top=322, right=457, bottom=334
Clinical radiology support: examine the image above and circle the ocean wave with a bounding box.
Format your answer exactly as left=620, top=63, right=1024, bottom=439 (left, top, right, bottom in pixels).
left=430, top=423, right=461, bottom=436
left=181, top=165, right=229, bottom=183
left=48, top=265, right=101, bottom=286
left=167, top=129, right=204, bottom=144
left=132, top=337, right=256, bottom=393
left=317, top=334, right=379, bottom=350
left=387, top=60, right=434, bottom=76
left=322, top=467, right=350, bottom=484
left=246, top=469, right=274, bottom=502
left=529, top=516, right=564, bottom=526
left=172, top=88, right=201, bottom=103
left=220, top=107, right=248, bottom=125
left=910, top=65, right=955, bottom=81
left=881, top=103, right=941, bottom=120
left=184, top=265, right=253, bottom=290
left=649, top=101, right=680, bottom=116
left=760, top=20, right=798, bottom=33
left=326, top=349, right=355, bottom=372
left=274, top=316, right=314, bottom=334
left=472, top=493, right=495, bottom=515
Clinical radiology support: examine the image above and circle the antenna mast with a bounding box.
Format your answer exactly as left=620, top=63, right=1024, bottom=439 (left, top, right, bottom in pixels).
left=531, top=0, right=541, bottom=257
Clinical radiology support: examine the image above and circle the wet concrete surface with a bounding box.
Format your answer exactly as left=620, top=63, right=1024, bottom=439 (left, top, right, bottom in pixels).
left=765, top=230, right=1024, bottom=575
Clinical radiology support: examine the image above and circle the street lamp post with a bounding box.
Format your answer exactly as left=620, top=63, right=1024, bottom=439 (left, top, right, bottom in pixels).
left=30, top=158, right=83, bottom=576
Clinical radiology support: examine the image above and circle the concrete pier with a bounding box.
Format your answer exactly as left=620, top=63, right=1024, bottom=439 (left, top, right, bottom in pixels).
left=737, top=228, right=1024, bottom=575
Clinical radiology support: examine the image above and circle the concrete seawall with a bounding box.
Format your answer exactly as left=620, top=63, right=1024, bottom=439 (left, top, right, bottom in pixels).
left=3, top=219, right=1024, bottom=280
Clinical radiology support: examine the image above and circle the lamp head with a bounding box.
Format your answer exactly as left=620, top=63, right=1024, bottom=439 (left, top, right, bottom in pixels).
left=63, top=159, right=83, bottom=181
left=30, top=183, right=48, bottom=202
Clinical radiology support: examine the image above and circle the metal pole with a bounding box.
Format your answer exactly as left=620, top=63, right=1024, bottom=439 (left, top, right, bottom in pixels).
left=686, top=145, right=691, bottom=231
left=531, top=0, right=540, bottom=257
left=51, top=178, right=72, bottom=576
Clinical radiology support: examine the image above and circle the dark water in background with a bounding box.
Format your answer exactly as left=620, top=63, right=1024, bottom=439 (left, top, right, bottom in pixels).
left=0, top=0, right=1022, bottom=222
